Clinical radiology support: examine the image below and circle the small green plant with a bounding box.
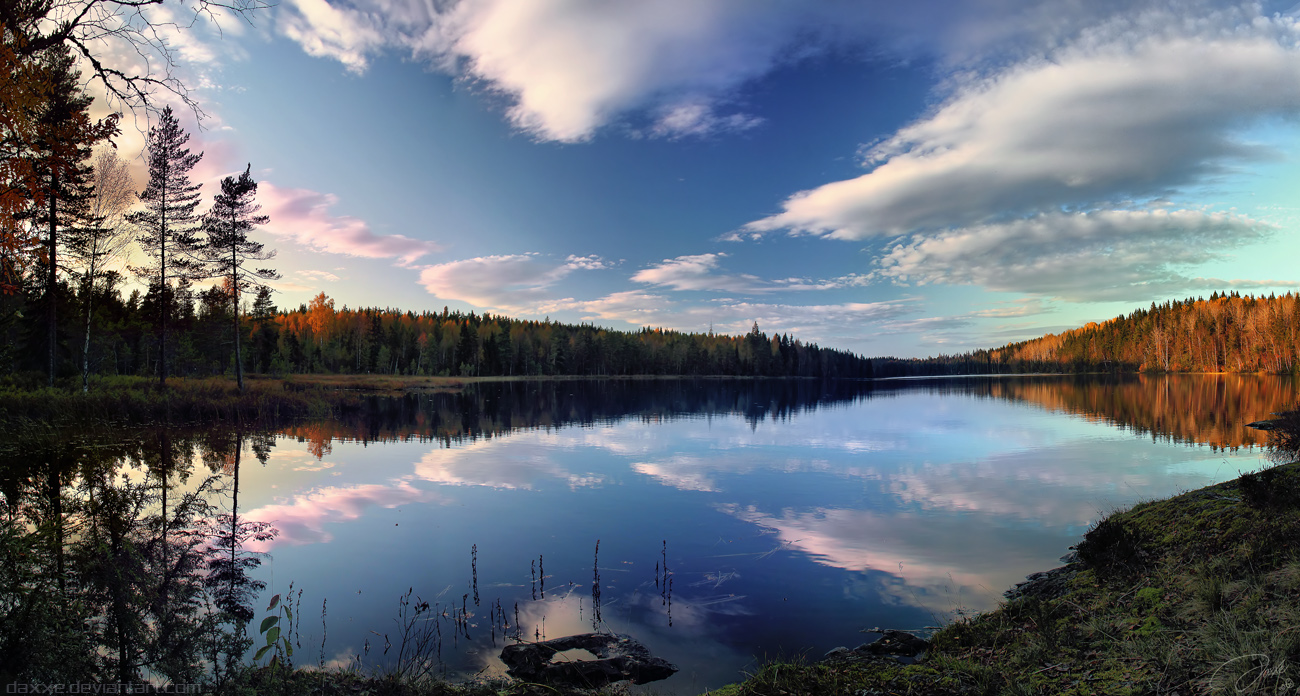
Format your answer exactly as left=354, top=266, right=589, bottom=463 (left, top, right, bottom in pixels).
left=256, top=589, right=294, bottom=667
left=1133, top=587, right=1163, bottom=611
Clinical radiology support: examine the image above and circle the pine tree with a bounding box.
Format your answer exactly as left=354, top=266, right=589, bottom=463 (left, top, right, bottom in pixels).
left=200, top=164, right=278, bottom=391
left=27, top=46, right=118, bottom=386
left=128, top=106, right=203, bottom=387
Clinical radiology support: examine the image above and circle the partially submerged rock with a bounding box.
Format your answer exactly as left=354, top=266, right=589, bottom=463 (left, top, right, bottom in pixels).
left=822, top=629, right=930, bottom=666
left=500, top=633, right=677, bottom=688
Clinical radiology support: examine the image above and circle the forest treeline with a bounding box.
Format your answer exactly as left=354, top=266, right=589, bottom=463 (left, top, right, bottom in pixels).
left=1, top=281, right=875, bottom=381
left=873, top=292, right=1300, bottom=377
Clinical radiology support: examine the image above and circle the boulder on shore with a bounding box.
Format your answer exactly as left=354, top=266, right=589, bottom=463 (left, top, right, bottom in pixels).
left=499, top=633, right=677, bottom=688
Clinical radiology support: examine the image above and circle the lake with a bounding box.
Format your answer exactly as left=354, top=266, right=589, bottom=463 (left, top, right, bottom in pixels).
left=6, top=374, right=1295, bottom=691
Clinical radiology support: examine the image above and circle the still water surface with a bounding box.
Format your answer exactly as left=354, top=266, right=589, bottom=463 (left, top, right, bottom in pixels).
left=219, top=374, right=1294, bottom=691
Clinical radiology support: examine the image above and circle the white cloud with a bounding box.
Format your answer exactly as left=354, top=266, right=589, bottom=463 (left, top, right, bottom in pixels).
left=259, top=182, right=441, bottom=265
left=649, top=102, right=764, bottom=139
left=277, top=0, right=385, bottom=72
left=274, top=0, right=1211, bottom=142
left=563, top=254, right=613, bottom=270
left=421, top=0, right=818, bottom=142
left=748, top=11, right=1300, bottom=239
left=543, top=290, right=675, bottom=325
left=632, top=254, right=757, bottom=293
left=631, top=458, right=719, bottom=493
left=296, top=269, right=343, bottom=283
left=632, top=253, right=846, bottom=293
left=417, top=253, right=607, bottom=310
left=873, top=209, right=1273, bottom=301
left=244, top=479, right=444, bottom=545
left=415, top=438, right=605, bottom=490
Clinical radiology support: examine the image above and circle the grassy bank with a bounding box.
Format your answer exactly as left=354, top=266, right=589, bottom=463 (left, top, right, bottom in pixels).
left=0, top=375, right=360, bottom=428
left=706, top=461, right=1300, bottom=696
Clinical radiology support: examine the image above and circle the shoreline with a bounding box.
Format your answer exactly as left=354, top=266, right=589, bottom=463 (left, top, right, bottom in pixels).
left=705, top=459, right=1300, bottom=695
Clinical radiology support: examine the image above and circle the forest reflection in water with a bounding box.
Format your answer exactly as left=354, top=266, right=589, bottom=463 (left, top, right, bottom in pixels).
left=287, top=373, right=1292, bottom=451
left=1, top=374, right=1295, bottom=689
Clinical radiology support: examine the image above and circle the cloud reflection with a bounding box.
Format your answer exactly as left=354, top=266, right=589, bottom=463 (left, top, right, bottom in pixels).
left=244, top=479, right=446, bottom=546
left=414, top=438, right=606, bottom=490
left=718, top=503, right=1062, bottom=614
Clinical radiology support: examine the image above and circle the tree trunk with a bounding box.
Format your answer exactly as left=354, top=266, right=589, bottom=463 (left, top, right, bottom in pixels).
left=232, top=237, right=243, bottom=391
left=159, top=186, right=168, bottom=389
left=82, top=273, right=95, bottom=392
left=47, top=173, right=57, bottom=388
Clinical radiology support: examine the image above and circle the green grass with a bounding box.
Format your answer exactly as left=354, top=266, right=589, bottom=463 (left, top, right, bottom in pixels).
left=706, top=461, right=1300, bottom=696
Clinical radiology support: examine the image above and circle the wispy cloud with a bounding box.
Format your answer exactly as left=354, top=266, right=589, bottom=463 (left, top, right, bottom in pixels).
left=632, top=253, right=847, bottom=293
left=277, top=0, right=385, bottom=73
left=259, top=182, right=441, bottom=265
left=748, top=10, right=1300, bottom=240
left=872, top=209, right=1273, bottom=302
left=648, top=102, right=764, bottom=139
left=417, top=253, right=609, bottom=311
left=296, top=269, right=343, bottom=283
left=548, top=292, right=911, bottom=350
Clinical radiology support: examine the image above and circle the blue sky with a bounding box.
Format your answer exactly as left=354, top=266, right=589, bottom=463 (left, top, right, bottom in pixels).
left=90, top=0, right=1300, bottom=358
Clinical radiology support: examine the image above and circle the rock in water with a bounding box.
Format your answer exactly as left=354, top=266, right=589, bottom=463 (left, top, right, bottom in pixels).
left=500, top=633, right=677, bottom=687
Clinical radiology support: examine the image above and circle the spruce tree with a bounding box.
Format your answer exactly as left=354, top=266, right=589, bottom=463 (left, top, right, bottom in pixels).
left=128, top=106, right=202, bottom=387
left=201, top=164, right=278, bottom=390
left=28, top=45, right=118, bottom=386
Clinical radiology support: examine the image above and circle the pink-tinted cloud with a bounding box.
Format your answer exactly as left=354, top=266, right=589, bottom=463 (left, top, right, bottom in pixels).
left=259, top=182, right=441, bottom=265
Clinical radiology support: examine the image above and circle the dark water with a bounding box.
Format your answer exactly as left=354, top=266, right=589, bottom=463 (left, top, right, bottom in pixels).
left=4, top=375, right=1295, bottom=691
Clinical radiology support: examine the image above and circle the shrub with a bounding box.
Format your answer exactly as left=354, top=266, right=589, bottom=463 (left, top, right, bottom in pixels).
left=1076, top=514, right=1148, bottom=573
left=1237, top=466, right=1299, bottom=510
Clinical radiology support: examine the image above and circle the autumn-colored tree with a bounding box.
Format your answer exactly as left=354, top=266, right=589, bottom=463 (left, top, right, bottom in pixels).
left=0, top=23, right=50, bottom=296
left=307, top=292, right=334, bottom=345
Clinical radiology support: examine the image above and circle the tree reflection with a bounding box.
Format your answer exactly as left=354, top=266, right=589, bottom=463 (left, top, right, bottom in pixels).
left=0, top=426, right=279, bottom=686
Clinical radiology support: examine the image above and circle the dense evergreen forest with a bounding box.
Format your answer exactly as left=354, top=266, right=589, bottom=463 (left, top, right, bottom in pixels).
left=873, top=292, right=1300, bottom=377
left=0, top=281, right=876, bottom=380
